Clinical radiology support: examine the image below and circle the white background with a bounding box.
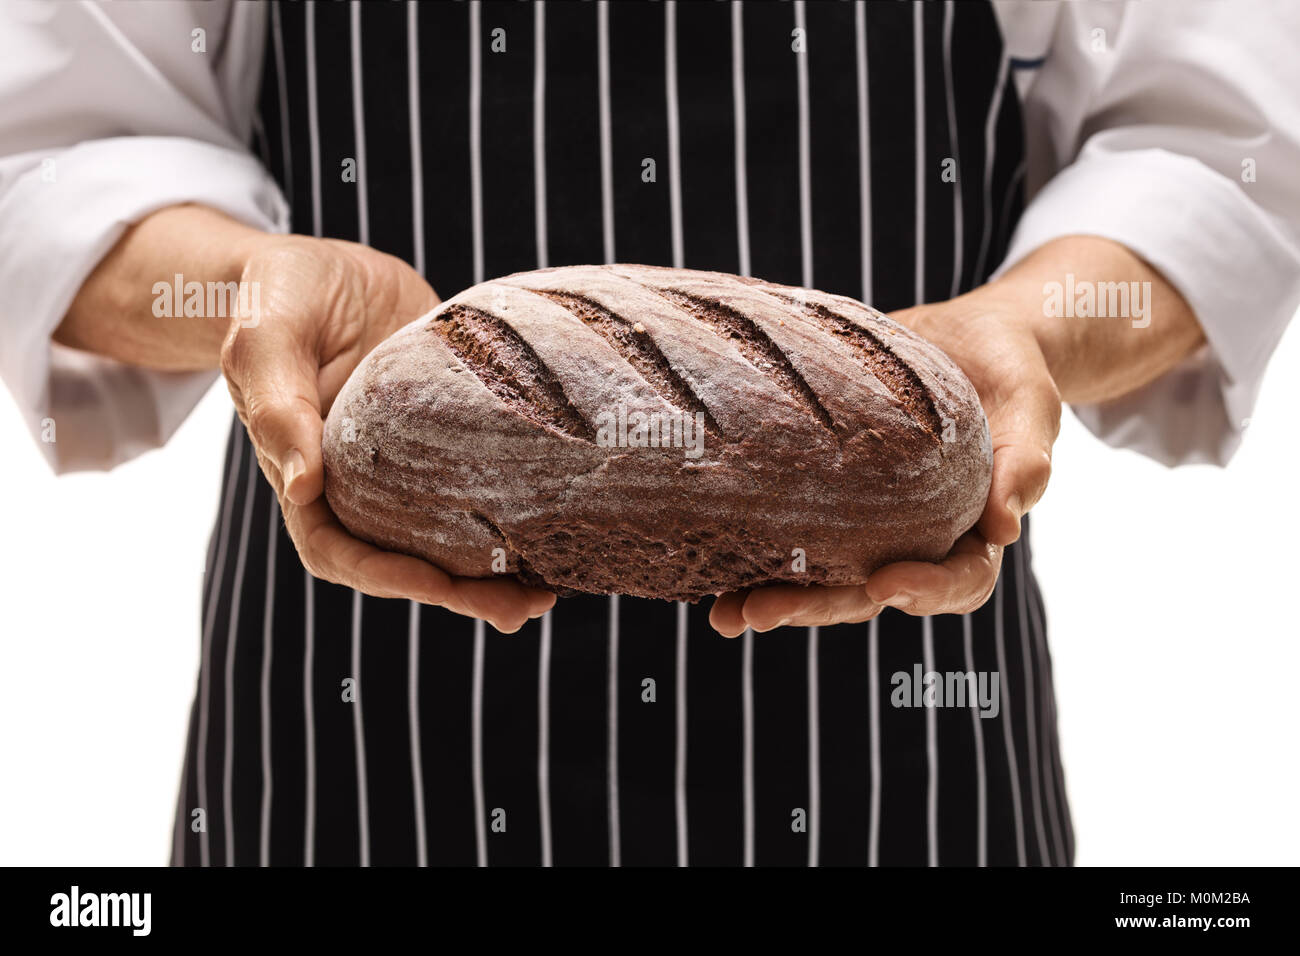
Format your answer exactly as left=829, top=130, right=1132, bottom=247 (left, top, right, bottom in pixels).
left=1, top=320, right=1297, bottom=867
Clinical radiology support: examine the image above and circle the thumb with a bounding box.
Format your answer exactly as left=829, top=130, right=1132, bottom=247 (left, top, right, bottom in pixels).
left=979, top=379, right=1060, bottom=546
left=221, top=318, right=324, bottom=506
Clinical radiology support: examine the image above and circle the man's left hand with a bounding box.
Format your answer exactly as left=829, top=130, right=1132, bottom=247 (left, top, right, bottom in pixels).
left=709, top=282, right=1062, bottom=637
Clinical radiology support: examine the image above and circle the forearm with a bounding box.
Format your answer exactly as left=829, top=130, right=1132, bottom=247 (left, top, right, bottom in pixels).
left=54, top=204, right=270, bottom=371
left=985, top=235, right=1206, bottom=405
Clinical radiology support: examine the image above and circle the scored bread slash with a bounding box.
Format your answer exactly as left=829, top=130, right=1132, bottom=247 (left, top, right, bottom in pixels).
left=322, top=264, right=992, bottom=602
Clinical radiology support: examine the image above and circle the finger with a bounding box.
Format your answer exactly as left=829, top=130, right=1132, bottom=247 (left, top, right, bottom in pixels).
left=451, top=577, right=557, bottom=634
left=740, top=584, right=883, bottom=631
left=709, top=590, right=751, bottom=638
left=221, top=318, right=324, bottom=507
left=864, top=531, right=1003, bottom=616
left=980, top=380, right=1060, bottom=546
left=285, top=495, right=552, bottom=630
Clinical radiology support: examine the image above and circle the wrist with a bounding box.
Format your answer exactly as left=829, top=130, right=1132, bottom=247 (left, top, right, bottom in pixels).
left=982, top=235, right=1205, bottom=405
left=977, top=271, right=1073, bottom=391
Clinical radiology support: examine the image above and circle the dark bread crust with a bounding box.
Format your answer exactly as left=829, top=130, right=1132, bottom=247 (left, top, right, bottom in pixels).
left=322, top=265, right=992, bottom=601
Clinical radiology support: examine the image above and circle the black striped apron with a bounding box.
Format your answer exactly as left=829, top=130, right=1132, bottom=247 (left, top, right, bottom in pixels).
left=173, top=0, right=1072, bottom=867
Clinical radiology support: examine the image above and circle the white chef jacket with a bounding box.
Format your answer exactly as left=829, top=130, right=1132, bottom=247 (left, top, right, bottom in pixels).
left=1, top=0, right=1297, bottom=472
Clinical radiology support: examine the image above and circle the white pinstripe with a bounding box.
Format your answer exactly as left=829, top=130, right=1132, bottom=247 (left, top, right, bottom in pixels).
left=742, top=627, right=755, bottom=867
left=1014, top=544, right=1050, bottom=865
left=731, top=1, right=750, bottom=279
left=597, top=1, right=614, bottom=264
left=997, top=158, right=1028, bottom=256
left=733, top=0, right=755, bottom=871
left=407, top=0, right=429, bottom=870
left=972, top=51, right=1009, bottom=283
left=408, top=602, right=427, bottom=867
left=306, top=1, right=322, bottom=240
left=350, top=1, right=369, bottom=247
left=468, top=0, right=486, bottom=849
left=533, top=3, right=554, bottom=871
left=665, top=1, right=684, bottom=269
left=913, top=1, right=926, bottom=305
left=258, top=497, right=280, bottom=867
left=303, top=573, right=316, bottom=867
left=963, top=613, right=988, bottom=866
left=302, top=2, right=321, bottom=870
left=674, top=601, right=689, bottom=867
left=1047, top=672, right=1072, bottom=863
left=470, top=0, right=484, bottom=284
left=179, top=432, right=232, bottom=867
left=472, top=618, right=487, bottom=866
left=534, top=1, right=549, bottom=269
left=607, top=594, right=622, bottom=867
left=408, top=0, right=426, bottom=278
left=868, top=617, right=881, bottom=866
left=348, top=2, right=372, bottom=869
left=855, top=1, right=872, bottom=305
left=222, top=454, right=256, bottom=867
left=942, top=1, right=964, bottom=299
left=172, top=736, right=189, bottom=866
left=538, top=611, right=554, bottom=867
left=794, top=0, right=812, bottom=292
left=993, top=577, right=1027, bottom=865
left=197, top=428, right=244, bottom=867
left=922, top=615, right=938, bottom=866
left=271, top=1, right=293, bottom=207
left=855, top=19, right=884, bottom=864
left=915, top=9, right=938, bottom=867
left=807, top=625, right=821, bottom=867
left=793, top=0, right=820, bottom=868
left=1024, top=547, right=1066, bottom=865
left=351, top=592, right=370, bottom=866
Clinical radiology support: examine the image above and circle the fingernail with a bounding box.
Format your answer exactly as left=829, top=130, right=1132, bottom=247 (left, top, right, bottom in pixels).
left=883, top=592, right=913, bottom=609
left=1007, top=494, right=1023, bottom=517
left=281, top=448, right=306, bottom=490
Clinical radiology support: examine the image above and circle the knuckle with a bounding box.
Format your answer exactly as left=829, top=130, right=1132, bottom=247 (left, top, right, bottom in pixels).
left=294, top=541, right=329, bottom=583
left=1039, top=375, right=1063, bottom=408
left=218, top=327, right=247, bottom=379
left=244, top=396, right=281, bottom=444
left=1039, top=380, right=1064, bottom=433
left=1031, top=449, right=1053, bottom=481
left=493, top=615, right=526, bottom=634
left=296, top=547, right=322, bottom=580
left=1020, top=448, right=1053, bottom=490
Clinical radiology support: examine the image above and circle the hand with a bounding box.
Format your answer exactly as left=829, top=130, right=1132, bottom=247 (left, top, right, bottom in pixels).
left=220, top=235, right=556, bottom=632
left=709, top=282, right=1062, bottom=637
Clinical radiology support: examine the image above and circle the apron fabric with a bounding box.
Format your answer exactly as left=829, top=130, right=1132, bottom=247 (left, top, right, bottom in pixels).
left=173, top=0, right=1071, bottom=867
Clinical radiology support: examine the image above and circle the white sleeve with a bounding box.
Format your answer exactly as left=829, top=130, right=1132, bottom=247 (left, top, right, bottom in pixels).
left=992, top=0, right=1300, bottom=466
left=0, top=0, right=288, bottom=473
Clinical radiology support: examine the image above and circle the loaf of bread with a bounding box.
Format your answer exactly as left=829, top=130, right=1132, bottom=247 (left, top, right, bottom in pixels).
left=322, top=265, right=991, bottom=602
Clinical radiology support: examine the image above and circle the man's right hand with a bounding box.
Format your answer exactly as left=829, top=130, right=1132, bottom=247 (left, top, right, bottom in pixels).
left=221, top=234, right=556, bottom=632
left=58, top=204, right=554, bottom=632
